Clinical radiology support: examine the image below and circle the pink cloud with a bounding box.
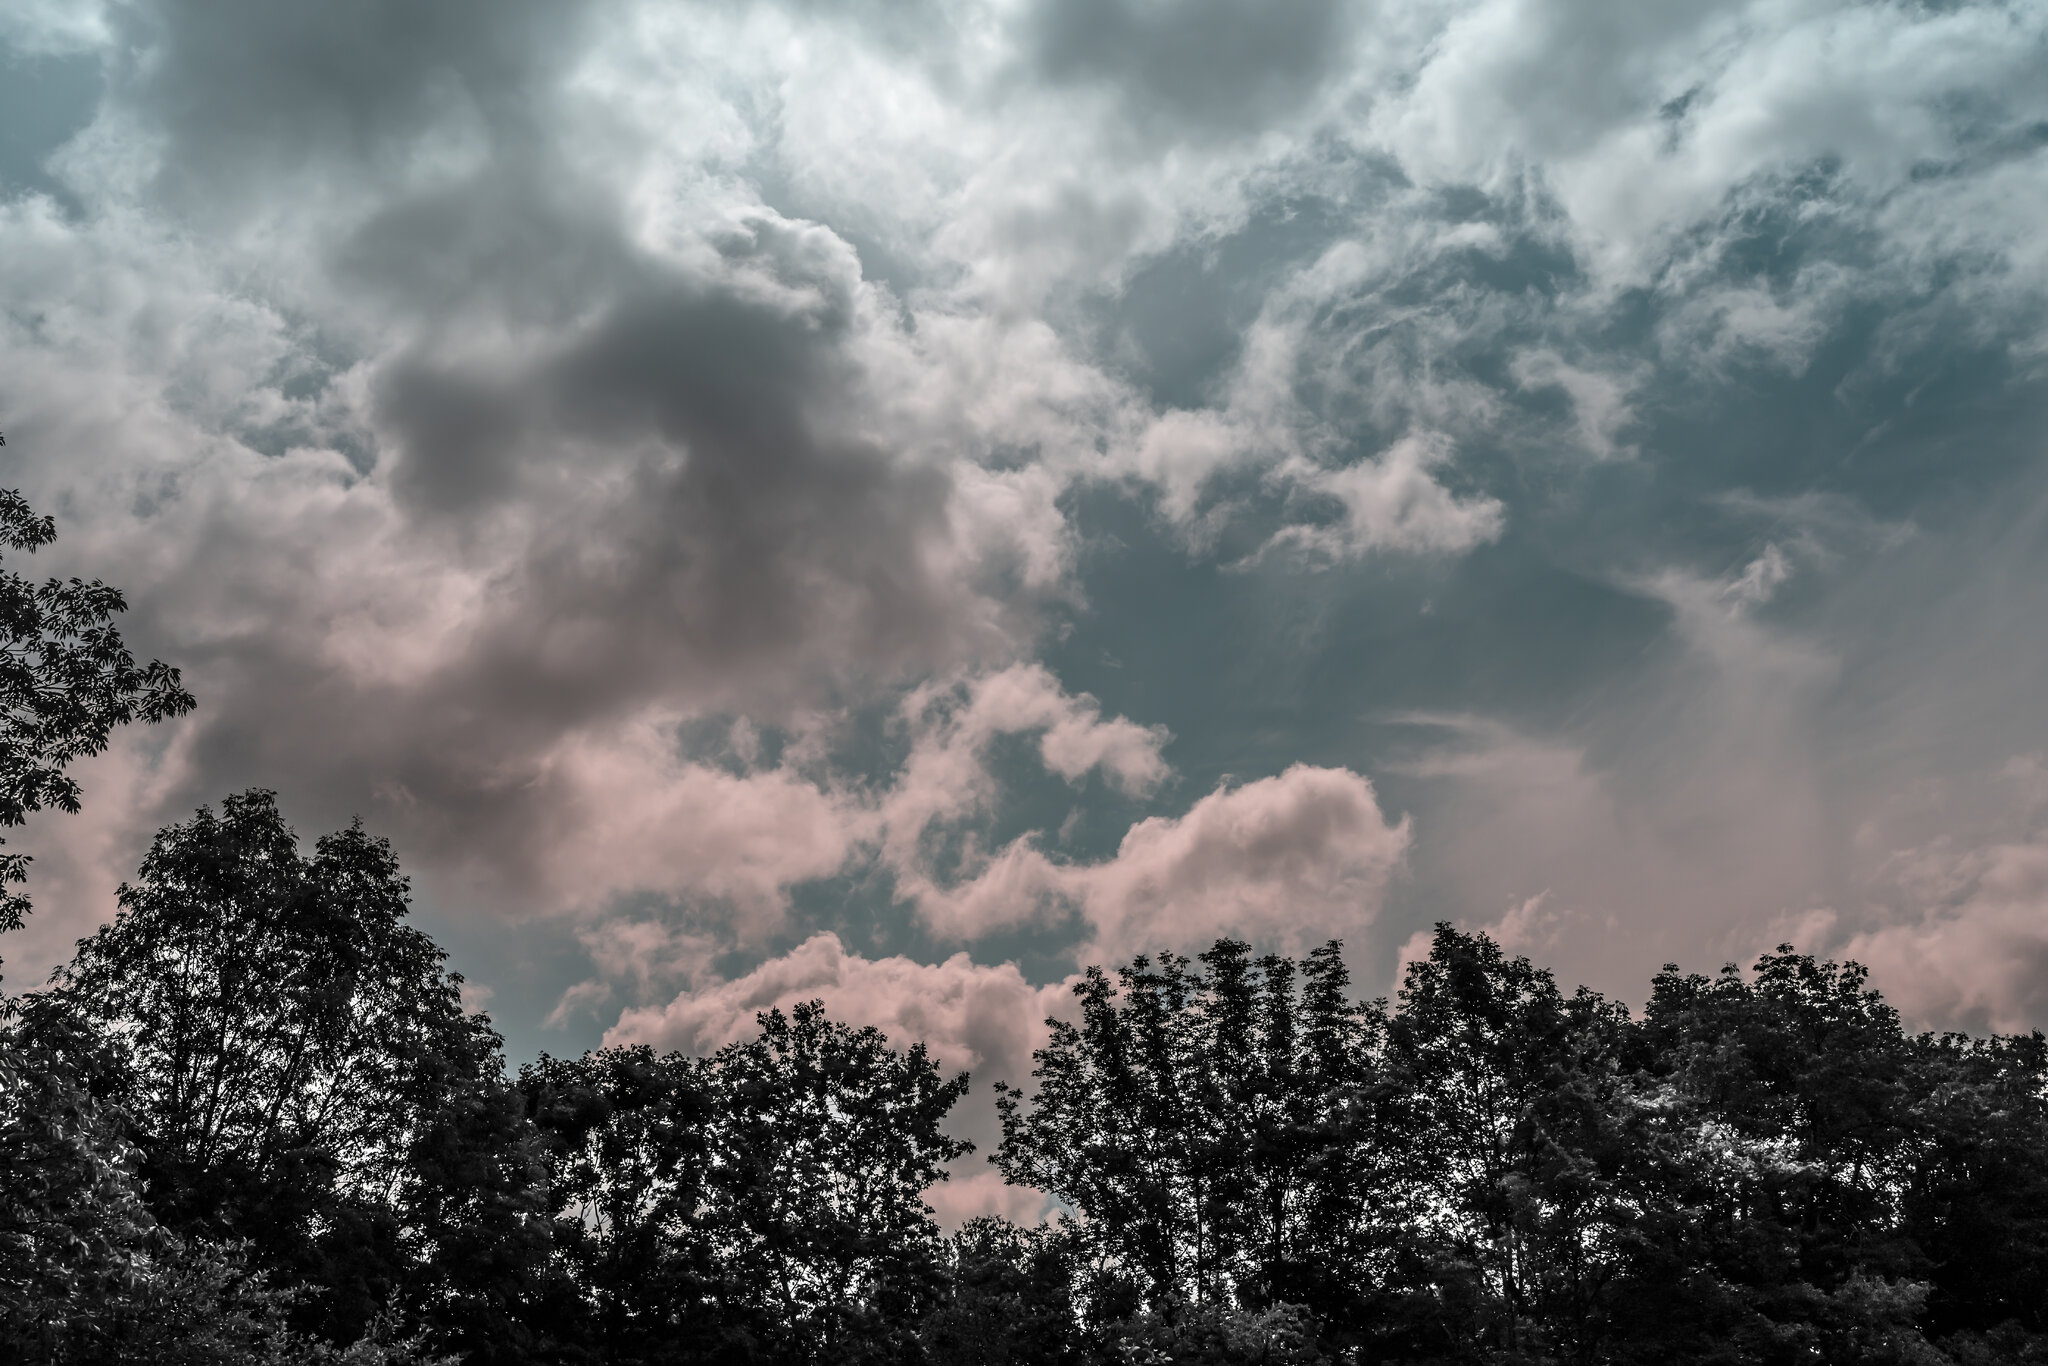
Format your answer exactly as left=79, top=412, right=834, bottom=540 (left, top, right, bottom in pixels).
left=523, top=731, right=866, bottom=921
left=1072, top=763, right=1411, bottom=958
left=1841, top=837, right=2048, bottom=1034
left=604, top=931, right=1066, bottom=1085
left=883, top=664, right=1169, bottom=854
left=925, top=1167, right=1061, bottom=1228
left=910, top=763, right=1411, bottom=955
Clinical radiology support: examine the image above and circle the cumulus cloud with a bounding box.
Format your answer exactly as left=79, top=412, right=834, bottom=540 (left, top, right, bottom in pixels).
left=879, top=663, right=1170, bottom=894
left=912, top=764, right=1411, bottom=955
left=1073, top=763, right=1411, bottom=957
left=1751, top=835, right=2048, bottom=1036
left=1824, top=757, right=2048, bottom=1034
left=606, top=931, right=1063, bottom=1076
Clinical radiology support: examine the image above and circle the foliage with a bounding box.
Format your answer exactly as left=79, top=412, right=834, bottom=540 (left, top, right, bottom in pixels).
left=996, top=926, right=2048, bottom=1365
left=704, top=1000, right=971, bottom=1363
left=19, top=880, right=2048, bottom=1364
left=25, top=789, right=540, bottom=1354
left=0, top=487, right=194, bottom=956
left=921, top=1217, right=1082, bottom=1366
left=0, top=1009, right=443, bottom=1365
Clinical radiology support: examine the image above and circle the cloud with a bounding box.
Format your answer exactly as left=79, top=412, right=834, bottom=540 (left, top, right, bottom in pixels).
left=1073, top=763, right=1410, bottom=957
left=1836, top=837, right=2048, bottom=1035
left=881, top=663, right=1170, bottom=884
left=1026, top=0, right=1356, bottom=138
left=605, top=930, right=1061, bottom=1076
left=509, top=732, right=864, bottom=920
left=912, top=764, right=1410, bottom=955
left=1721, top=544, right=1792, bottom=609
left=1510, top=349, right=1639, bottom=461
left=1264, top=433, right=1507, bottom=563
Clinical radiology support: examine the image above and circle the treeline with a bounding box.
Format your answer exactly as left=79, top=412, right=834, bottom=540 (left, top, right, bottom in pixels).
left=9, top=794, right=2048, bottom=1365
left=3, top=487, right=2048, bottom=1364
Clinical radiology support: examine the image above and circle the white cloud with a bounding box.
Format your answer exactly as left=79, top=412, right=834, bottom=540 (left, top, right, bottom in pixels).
left=1264, top=433, right=1507, bottom=563
left=606, top=930, right=1065, bottom=1082
left=1074, top=763, right=1411, bottom=957
left=1840, top=837, right=2048, bottom=1035
left=911, top=764, right=1411, bottom=955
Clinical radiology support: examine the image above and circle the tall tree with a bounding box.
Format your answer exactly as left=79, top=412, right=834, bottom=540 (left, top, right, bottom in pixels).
left=994, top=940, right=1413, bottom=1349
left=705, top=1000, right=971, bottom=1365
left=33, top=791, right=527, bottom=1348
left=1381, top=926, right=1638, bottom=1361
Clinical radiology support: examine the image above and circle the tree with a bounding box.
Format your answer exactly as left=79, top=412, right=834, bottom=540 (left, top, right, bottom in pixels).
left=1622, top=948, right=2048, bottom=1363
left=520, top=1045, right=741, bottom=1364
left=704, top=1000, right=971, bottom=1365
left=0, top=1006, right=439, bottom=1365
left=519, top=1008, right=973, bottom=1366
left=1380, top=925, right=1639, bottom=1362
left=993, top=941, right=1407, bottom=1347
left=32, top=790, right=518, bottom=1347
left=921, top=1218, right=1082, bottom=1366
left=0, top=481, right=195, bottom=967
left=1900, top=1030, right=2048, bottom=1349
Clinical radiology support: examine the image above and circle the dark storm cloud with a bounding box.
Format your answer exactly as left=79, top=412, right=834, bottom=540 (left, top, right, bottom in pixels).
left=105, top=0, right=586, bottom=213
left=1, top=0, right=1037, bottom=928
left=410, top=263, right=968, bottom=720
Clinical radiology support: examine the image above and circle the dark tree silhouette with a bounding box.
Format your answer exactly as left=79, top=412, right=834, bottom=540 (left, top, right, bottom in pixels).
left=31, top=790, right=537, bottom=1352
left=994, top=927, right=2048, bottom=1365
left=0, top=485, right=421, bottom=1364
left=521, top=1045, right=738, bottom=1362
left=700, top=1000, right=970, bottom=1364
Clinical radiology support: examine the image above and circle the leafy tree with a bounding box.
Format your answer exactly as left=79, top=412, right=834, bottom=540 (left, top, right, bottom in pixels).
left=1620, top=948, right=2048, bottom=1363
left=1104, top=1301, right=1332, bottom=1366
left=0, top=1007, right=438, bottom=1365
left=920, top=1217, right=1081, bottom=1366
left=520, top=1045, right=742, bottom=1363
left=993, top=941, right=1406, bottom=1347
left=519, top=1008, right=973, bottom=1366
left=0, top=482, right=194, bottom=966
left=30, top=790, right=526, bottom=1348
left=1379, top=926, right=1641, bottom=1362
left=399, top=1057, right=564, bottom=1365
left=995, top=951, right=1208, bottom=1317
left=704, top=1000, right=971, bottom=1365
left=991, top=929, right=2048, bottom=1364
left=1900, top=1030, right=2048, bottom=1349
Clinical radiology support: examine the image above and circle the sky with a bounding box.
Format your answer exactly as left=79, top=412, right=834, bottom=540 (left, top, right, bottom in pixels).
left=4, top=0, right=2048, bottom=1219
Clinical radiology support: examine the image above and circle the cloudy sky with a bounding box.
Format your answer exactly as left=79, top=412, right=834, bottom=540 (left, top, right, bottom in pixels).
left=5, top=0, right=2048, bottom=1215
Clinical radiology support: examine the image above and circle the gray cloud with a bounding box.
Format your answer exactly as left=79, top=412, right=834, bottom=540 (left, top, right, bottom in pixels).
left=105, top=0, right=585, bottom=215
